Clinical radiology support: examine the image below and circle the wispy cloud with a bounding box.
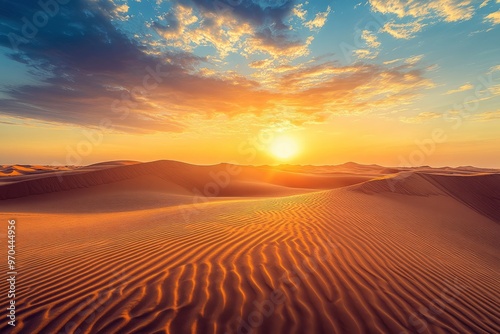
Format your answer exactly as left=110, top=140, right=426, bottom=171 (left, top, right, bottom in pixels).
left=445, top=83, right=474, bottom=95
left=489, top=65, right=500, bottom=74
left=484, top=10, right=500, bottom=24
left=371, top=0, right=476, bottom=39
left=405, top=55, right=424, bottom=65
left=400, top=111, right=441, bottom=123
left=382, top=21, right=426, bottom=39
left=362, top=30, right=381, bottom=49
left=480, top=0, right=490, bottom=9
left=369, top=0, right=475, bottom=22
left=353, top=30, right=381, bottom=59
left=472, top=110, right=500, bottom=121
left=383, top=58, right=403, bottom=65
left=304, top=6, right=331, bottom=30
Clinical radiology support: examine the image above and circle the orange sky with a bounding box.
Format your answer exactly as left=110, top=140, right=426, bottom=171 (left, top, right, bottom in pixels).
left=1, top=0, right=499, bottom=167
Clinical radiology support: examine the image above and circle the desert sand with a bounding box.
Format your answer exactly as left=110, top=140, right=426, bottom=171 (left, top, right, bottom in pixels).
left=1, top=161, right=499, bottom=333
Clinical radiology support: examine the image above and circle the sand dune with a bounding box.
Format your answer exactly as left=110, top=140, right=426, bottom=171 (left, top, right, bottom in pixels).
left=0, top=164, right=75, bottom=178
left=1, top=162, right=499, bottom=333
left=351, top=172, right=500, bottom=222
left=0, top=161, right=372, bottom=212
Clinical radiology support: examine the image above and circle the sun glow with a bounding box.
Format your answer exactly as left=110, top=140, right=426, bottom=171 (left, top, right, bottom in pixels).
left=269, top=135, right=299, bottom=160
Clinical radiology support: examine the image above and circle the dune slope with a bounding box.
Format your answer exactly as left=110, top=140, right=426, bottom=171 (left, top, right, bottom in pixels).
left=352, top=172, right=500, bottom=222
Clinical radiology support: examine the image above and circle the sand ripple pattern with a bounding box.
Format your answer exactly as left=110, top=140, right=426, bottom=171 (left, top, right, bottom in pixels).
left=2, top=184, right=499, bottom=333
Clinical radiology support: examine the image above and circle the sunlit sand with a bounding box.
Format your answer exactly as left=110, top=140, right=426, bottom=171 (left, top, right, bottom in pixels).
left=1, top=161, right=499, bottom=333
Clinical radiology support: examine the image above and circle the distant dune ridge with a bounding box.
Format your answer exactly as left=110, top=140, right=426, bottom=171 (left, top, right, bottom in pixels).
left=1, top=161, right=499, bottom=333
left=0, top=160, right=374, bottom=200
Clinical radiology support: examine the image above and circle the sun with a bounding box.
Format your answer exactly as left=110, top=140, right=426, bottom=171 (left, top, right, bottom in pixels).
left=269, top=135, right=299, bottom=160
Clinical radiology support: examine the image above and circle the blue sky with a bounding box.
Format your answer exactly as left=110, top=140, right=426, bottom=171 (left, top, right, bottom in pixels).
left=0, top=0, right=499, bottom=166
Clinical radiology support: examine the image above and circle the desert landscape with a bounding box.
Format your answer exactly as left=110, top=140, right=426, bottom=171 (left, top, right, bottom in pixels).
left=2, top=0, right=500, bottom=333
left=1, top=161, right=499, bottom=333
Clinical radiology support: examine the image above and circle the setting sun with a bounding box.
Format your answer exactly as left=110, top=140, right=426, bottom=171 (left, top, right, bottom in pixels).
left=269, top=135, right=299, bottom=160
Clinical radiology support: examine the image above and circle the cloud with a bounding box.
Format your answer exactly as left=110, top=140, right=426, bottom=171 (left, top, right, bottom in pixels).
left=304, top=6, right=331, bottom=30
left=152, top=5, right=253, bottom=57
left=400, top=111, right=441, bottom=123
left=292, top=4, right=307, bottom=21
left=449, top=69, right=500, bottom=105
left=369, top=0, right=475, bottom=22
left=272, top=62, right=435, bottom=117
left=0, top=0, right=436, bottom=134
left=484, top=10, right=500, bottom=24
left=0, top=0, right=268, bottom=132
left=353, top=49, right=376, bottom=59
left=445, top=83, right=474, bottom=94
left=150, top=1, right=318, bottom=60
left=472, top=110, right=500, bottom=121
left=382, top=21, right=426, bottom=39
left=383, top=58, right=403, bottom=65
left=173, top=0, right=302, bottom=54
left=353, top=30, right=380, bottom=60
left=480, top=0, right=490, bottom=8
left=248, top=59, right=273, bottom=68
left=362, top=30, right=381, bottom=49
left=245, top=31, right=313, bottom=59
left=405, top=54, right=424, bottom=65
left=371, top=0, right=476, bottom=39
left=115, top=4, right=129, bottom=14
left=489, top=65, right=500, bottom=73
left=152, top=5, right=199, bottom=40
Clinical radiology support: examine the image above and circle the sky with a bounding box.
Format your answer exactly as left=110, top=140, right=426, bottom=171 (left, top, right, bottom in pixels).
left=0, top=0, right=499, bottom=167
